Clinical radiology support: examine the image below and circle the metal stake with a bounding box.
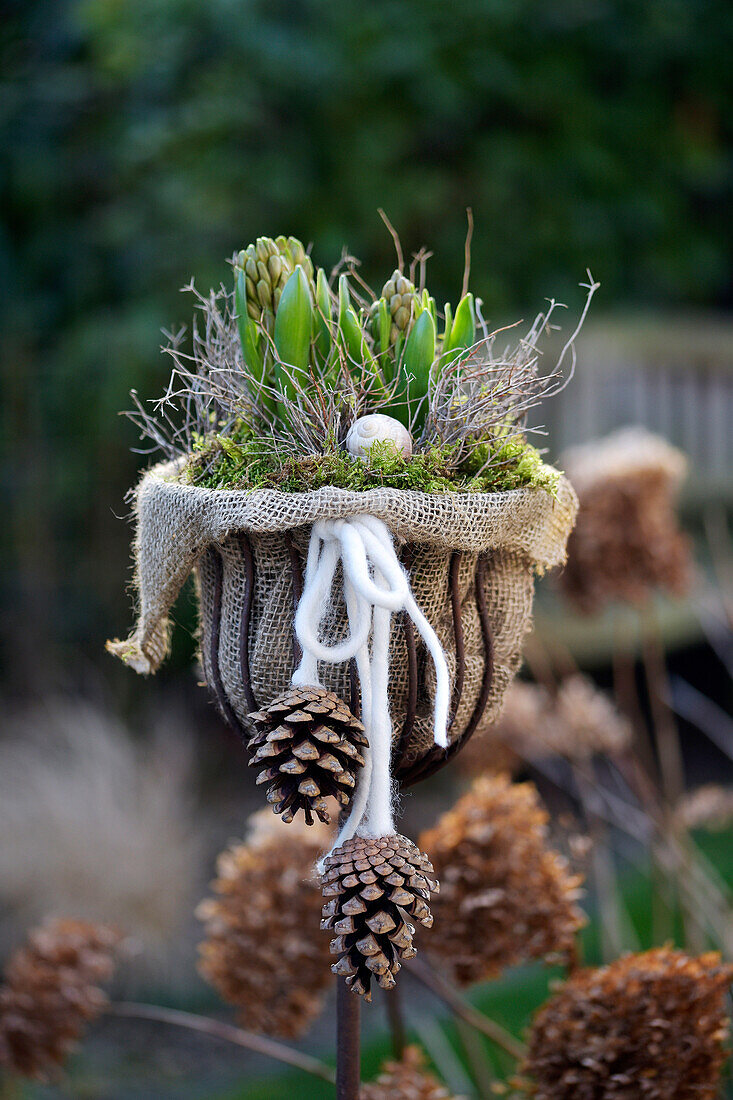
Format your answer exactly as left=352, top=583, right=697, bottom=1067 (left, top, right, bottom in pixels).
left=336, top=982, right=361, bottom=1099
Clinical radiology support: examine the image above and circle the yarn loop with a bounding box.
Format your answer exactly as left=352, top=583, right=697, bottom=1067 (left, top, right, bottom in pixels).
left=291, top=515, right=450, bottom=859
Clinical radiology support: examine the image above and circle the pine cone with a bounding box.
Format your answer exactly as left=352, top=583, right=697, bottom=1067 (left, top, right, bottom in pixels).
left=248, top=686, right=368, bottom=826
left=0, top=919, right=120, bottom=1081
left=461, top=677, right=632, bottom=776
left=559, top=428, right=691, bottom=613
left=321, top=834, right=438, bottom=1002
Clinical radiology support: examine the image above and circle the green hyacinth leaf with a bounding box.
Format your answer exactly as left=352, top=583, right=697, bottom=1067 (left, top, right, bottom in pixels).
left=314, top=267, right=333, bottom=363
left=403, top=307, right=435, bottom=400
left=444, top=292, right=475, bottom=356
left=377, top=297, right=392, bottom=373
left=388, top=308, right=435, bottom=428
left=274, top=266, right=313, bottom=406
left=235, top=269, right=276, bottom=418
left=441, top=301, right=453, bottom=348
left=418, top=289, right=437, bottom=329
left=235, top=270, right=262, bottom=374
left=338, top=275, right=376, bottom=374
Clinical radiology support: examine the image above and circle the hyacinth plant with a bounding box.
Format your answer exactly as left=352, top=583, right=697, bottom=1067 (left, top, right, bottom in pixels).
left=129, top=231, right=597, bottom=495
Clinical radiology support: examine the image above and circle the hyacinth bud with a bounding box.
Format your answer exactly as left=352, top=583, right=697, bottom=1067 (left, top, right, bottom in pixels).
left=394, top=305, right=410, bottom=330
left=234, top=236, right=314, bottom=329
left=256, top=279, right=272, bottom=310
left=369, top=269, right=417, bottom=349
left=388, top=269, right=416, bottom=343
left=283, top=236, right=314, bottom=282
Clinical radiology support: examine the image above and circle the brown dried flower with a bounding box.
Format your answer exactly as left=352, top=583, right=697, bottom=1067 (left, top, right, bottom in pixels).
left=0, top=918, right=120, bottom=1081
left=196, top=809, right=334, bottom=1039
left=463, top=677, right=631, bottom=775
left=420, top=775, right=584, bottom=986
left=559, top=428, right=691, bottom=613
left=551, top=676, right=632, bottom=760
left=526, top=947, right=733, bottom=1099
left=360, top=1045, right=464, bottom=1099
left=675, top=784, right=733, bottom=833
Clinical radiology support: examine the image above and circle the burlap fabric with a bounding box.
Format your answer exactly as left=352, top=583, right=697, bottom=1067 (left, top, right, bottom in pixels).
left=108, top=460, right=577, bottom=766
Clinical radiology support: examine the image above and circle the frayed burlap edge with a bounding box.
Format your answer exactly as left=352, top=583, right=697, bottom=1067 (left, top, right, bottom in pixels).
left=107, top=459, right=577, bottom=676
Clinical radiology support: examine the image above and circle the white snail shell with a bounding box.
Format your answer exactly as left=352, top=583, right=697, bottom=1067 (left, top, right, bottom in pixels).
left=345, top=414, right=413, bottom=460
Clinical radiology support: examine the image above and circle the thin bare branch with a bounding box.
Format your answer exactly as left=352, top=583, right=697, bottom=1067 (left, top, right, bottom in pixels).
left=461, top=207, right=474, bottom=299
left=105, top=1002, right=336, bottom=1083
left=410, top=959, right=527, bottom=1062
left=378, top=207, right=404, bottom=272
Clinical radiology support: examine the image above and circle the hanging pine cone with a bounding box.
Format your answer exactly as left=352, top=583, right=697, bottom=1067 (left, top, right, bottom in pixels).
left=248, top=686, right=368, bottom=826
left=321, top=834, right=438, bottom=1002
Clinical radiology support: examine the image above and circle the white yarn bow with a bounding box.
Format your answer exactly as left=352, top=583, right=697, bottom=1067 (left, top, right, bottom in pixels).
left=291, top=514, right=450, bottom=861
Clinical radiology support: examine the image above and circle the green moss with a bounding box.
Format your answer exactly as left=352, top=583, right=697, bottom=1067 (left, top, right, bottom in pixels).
left=184, top=429, right=560, bottom=497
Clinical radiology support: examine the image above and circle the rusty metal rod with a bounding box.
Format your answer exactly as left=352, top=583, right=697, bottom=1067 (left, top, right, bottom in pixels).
left=399, top=552, right=494, bottom=787
left=336, top=981, right=361, bottom=1099
left=448, top=550, right=465, bottom=729
left=285, top=532, right=304, bottom=667
left=237, top=533, right=258, bottom=714
left=206, top=547, right=249, bottom=743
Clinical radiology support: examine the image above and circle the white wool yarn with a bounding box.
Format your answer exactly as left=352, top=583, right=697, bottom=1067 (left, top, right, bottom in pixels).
left=345, top=414, right=413, bottom=459
left=290, top=514, right=449, bottom=865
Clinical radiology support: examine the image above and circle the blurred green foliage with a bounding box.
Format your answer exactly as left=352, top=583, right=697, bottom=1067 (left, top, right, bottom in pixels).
left=1, top=0, right=731, bottom=684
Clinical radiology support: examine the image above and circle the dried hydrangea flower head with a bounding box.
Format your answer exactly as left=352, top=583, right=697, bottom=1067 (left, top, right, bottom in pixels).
left=420, top=774, right=584, bottom=986
left=196, top=810, right=334, bottom=1039
left=0, top=918, right=120, bottom=1081
left=360, top=1045, right=464, bottom=1099
left=461, top=676, right=631, bottom=776
left=675, top=784, right=733, bottom=832
left=551, top=675, right=632, bottom=760
left=559, top=427, right=691, bottom=613
left=526, top=948, right=733, bottom=1100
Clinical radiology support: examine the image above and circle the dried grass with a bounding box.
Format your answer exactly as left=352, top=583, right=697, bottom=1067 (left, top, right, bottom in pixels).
left=0, top=698, right=204, bottom=993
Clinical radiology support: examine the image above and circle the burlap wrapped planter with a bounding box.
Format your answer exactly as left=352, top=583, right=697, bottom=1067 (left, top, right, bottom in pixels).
left=109, top=460, right=577, bottom=784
